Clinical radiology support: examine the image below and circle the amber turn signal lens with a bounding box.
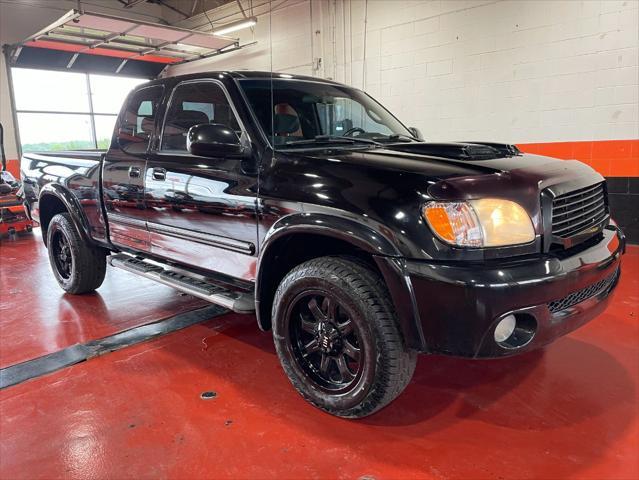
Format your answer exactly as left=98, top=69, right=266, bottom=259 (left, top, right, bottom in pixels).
left=423, top=205, right=455, bottom=242
left=422, top=201, right=483, bottom=247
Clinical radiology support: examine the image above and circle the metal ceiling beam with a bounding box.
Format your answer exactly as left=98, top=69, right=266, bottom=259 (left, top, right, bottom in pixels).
left=66, top=52, right=80, bottom=68
left=121, top=0, right=147, bottom=7
left=236, top=0, right=247, bottom=18
left=14, top=8, right=243, bottom=68
left=38, top=29, right=159, bottom=51
left=115, top=59, right=129, bottom=73
left=22, top=10, right=81, bottom=45
left=154, top=0, right=190, bottom=19
left=191, top=0, right=200, bottom=15
left=26, top=36, right=195, bottom=60
left=37, top=29, right=200, bottom=58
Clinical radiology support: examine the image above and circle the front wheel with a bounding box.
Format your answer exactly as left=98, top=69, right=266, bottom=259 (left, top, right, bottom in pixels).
left=47, top=212, right=107, bottom=294
left=272, top=257, right=416, bottom=418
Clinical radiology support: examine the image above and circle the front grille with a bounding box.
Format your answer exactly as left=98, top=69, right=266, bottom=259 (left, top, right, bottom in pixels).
left=551, top=183, right=608, bottom=239
left=547, top=268, right=618, bottom=313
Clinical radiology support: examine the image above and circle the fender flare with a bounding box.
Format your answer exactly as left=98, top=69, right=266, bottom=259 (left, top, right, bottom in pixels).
left=259, top=212, right=401, bottom=259
left=256, top=212, right=400, bottom=327
left=255, top=213, right=426, bottom=350
left=38, top=184, right=93, bottom=245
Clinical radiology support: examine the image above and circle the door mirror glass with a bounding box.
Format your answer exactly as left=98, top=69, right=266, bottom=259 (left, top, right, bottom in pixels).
left=187, top=123, right=245, bottom=158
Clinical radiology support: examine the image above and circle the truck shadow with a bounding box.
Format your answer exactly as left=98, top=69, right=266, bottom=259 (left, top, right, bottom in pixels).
left=176, top=312, right=636, bottom=477
left=194, top=313, right=635, bottom=428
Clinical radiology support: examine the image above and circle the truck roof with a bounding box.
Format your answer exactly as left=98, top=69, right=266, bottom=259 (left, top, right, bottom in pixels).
left=149, top=70, right=345, bottom=88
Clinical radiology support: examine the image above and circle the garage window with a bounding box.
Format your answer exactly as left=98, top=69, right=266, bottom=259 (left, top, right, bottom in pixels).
left=12, top=68, right=146, bottom=153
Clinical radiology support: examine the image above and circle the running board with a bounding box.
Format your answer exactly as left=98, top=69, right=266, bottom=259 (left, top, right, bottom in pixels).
left=108, top=254, right=255, bottom=313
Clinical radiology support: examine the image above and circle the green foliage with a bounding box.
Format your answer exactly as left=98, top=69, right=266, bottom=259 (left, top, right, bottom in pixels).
left=97, top=138, right=111, bottom=149
left=22, top=139, right=112, bottom=152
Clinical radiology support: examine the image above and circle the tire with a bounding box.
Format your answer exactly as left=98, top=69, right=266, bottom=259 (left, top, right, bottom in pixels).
left=272, top=256, right=417, bottom=418
left=46, top=212, right=107, bottom=294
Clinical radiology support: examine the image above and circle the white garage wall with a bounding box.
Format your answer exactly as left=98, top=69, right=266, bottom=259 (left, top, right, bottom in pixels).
left=167, top=0, right=639, bottom=145
left=2, top=0, right=636, bottom=162
left=163, top=0, right=317, bottom=76
left=350, top=0, right=639, bottom=143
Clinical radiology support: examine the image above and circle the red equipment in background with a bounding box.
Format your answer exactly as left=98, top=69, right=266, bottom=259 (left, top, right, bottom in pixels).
left=0, top=123, right=35, bottom=237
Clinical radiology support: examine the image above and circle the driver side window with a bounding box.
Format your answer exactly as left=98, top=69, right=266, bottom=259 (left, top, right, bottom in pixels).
left=161, top=81, right=240, bottom=152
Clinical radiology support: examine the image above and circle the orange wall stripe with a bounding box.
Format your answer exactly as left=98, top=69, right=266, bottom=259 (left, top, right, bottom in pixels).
left=518, top=139, right=639, bottom=177
left=8, top=140, right=637, bottom=179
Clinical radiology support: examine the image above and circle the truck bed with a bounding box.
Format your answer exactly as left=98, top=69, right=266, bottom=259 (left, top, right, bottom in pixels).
left=20, top=149, right=108, bottom=242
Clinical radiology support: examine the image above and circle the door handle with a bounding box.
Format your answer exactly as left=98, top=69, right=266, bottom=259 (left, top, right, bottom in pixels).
left=152, top=167, right=166, bottom=181
left=128, top=166, right=140, bottom=178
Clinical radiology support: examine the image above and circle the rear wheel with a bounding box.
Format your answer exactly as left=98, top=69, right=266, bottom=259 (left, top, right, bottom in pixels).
left=47, top=212, right=107, bottom=294
left=272, top=256, right=416, bottom=418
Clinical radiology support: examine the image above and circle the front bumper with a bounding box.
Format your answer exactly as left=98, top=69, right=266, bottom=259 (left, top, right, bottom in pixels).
left=406, top=226, right=625, bottom=358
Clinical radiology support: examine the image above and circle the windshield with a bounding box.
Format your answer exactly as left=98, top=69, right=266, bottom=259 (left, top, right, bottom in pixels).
left=238, top=78, right=413, bottom=148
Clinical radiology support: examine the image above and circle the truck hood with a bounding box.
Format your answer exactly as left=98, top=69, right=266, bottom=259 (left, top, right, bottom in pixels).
left=298, top=141, right=604, bottom=235
left=303, top=141, right=603, bottom=194
left=386, top=142, right=603, bottom=199
left=304, top=141, right=555, bottom=175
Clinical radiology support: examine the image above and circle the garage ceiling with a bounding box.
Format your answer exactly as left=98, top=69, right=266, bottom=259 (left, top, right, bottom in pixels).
left=14, top=9, right=238, bottom=65
left=4, top=5, right=253, bottom=77
left=138, top=0, right=235, bottom=18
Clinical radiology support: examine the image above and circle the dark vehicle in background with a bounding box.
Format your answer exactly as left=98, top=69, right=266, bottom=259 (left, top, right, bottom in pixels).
left=20, top=72, right=625, bottom=418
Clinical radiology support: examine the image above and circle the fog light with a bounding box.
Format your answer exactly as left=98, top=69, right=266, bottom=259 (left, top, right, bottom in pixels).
left=494, top=314, right=516, bottom=343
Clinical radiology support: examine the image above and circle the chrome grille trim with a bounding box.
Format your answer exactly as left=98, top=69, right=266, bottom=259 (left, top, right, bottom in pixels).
left=551, top=182, right=608, bottom=239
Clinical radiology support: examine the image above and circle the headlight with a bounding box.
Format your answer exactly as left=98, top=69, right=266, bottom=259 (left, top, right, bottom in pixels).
left=423, top=199, right=535, bottom=247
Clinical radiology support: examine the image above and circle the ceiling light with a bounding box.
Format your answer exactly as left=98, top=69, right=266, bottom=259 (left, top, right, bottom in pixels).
left=212, top=16, right=257, bottom=36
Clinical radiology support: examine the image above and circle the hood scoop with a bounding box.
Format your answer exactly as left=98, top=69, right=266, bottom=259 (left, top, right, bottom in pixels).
left=386, top=142, right=521, bottom=161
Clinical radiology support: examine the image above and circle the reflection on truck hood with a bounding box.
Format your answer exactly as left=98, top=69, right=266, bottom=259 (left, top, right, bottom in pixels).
left=301, top=141, right=576, bottom=179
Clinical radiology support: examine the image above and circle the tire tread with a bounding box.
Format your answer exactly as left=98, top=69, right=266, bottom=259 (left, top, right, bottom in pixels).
left=272, top=256, right=416, bottom=418
left=47, top=212, right=106, bottom=294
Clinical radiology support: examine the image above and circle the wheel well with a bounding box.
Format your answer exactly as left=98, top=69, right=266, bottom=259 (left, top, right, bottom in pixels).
left=257, top=233, right=381, bottom=331
left=39, top=194, right=68, bottom=245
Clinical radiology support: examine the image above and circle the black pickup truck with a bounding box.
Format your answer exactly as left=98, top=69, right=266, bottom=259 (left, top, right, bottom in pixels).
left=21, top=71, right=625, bottom=418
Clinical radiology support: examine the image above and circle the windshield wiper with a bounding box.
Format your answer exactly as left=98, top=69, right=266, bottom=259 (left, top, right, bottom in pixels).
left=372, top=133, right=420, bottom=143
left=284, top=135, right=382, bottom=147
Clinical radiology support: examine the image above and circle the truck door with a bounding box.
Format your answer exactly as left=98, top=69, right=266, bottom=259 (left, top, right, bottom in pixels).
left=145, top=79, right=258, bottom=280
left=102, top=85, right=163, bottom=252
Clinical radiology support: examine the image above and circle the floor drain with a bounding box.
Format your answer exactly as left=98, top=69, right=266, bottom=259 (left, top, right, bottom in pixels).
left=200, top=391, right=217, bottom=400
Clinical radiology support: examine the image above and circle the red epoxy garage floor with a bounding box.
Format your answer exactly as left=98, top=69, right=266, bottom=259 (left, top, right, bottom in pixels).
left=1, top=231, right=638, bottom=479
left=0, top=230, right=206, bottom=367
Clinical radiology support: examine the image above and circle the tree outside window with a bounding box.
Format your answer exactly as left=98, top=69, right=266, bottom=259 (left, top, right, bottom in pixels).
left=12, top=68, right=147, bottom=153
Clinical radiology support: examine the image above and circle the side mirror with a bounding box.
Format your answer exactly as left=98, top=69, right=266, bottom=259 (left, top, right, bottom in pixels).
left=409, top=127, right=424, bottom=141
left=187, top=123, right=246, bottom=158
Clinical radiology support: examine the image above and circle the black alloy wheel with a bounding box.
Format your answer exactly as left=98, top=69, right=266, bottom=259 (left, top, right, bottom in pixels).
left=50, top=229, right=73, bottom=279
left=288, top=291, right=363, bottom=393
left=46, top=212, right=107, bottom=294
left=272, top=256, right=417, bottom=418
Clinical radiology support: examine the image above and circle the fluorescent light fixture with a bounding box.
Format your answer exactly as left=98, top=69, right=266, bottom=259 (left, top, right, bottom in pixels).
left=212, top=16, right=257, bottom=36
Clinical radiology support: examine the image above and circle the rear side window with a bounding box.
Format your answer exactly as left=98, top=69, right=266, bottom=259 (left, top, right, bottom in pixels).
left=161, top=81, right=240, bottom=152
left=117, top=85, right=163, bottom=154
